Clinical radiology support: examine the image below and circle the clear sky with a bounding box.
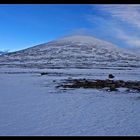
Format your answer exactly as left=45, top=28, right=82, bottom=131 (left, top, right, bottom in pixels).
left=0, top=4, right=140, bottom=53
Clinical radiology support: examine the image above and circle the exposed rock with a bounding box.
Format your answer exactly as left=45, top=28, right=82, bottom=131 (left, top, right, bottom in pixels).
left=108, top=74, right=115, bottom=79
left=57, top=78, right=140, bottom=92
left=41, top=72, right=48, bottom=76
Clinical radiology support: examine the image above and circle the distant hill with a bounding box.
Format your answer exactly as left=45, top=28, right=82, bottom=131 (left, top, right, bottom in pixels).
left=0, top=35, right=140, bottom=69
left=0, top=50, right=9, bottom=55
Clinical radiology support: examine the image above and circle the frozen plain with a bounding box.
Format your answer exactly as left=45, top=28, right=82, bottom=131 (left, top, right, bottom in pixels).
left=0, top=66, right=140, bottom=136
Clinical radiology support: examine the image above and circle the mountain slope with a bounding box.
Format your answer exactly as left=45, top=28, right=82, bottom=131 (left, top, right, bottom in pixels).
left=0, top=50, right=9, bottom=55
left=0, top=35, right=140, bottom=69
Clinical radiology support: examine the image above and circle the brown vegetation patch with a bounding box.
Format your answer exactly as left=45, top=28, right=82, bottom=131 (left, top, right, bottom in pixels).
left=57, top=79, right=140, bottom=92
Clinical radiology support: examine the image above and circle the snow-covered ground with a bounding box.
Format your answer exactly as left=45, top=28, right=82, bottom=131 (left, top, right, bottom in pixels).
left=0, top=67, right=140, bottom=136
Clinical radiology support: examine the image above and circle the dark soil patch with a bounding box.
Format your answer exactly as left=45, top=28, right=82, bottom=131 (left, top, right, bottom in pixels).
left=57, top=79, right=140, bottom=92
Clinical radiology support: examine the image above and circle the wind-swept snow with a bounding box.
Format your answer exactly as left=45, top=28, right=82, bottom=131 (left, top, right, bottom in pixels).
left=0, top=67, right=140, bottom=136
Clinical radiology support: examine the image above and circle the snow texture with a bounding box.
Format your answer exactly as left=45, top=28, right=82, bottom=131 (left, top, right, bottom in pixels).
left=0, top=35, right=140, bottom=136
left=0, top=67, right=140, bottom=136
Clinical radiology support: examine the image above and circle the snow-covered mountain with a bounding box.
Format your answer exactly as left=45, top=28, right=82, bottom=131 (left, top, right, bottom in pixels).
left=0, top=50, right=9, bottom=55
left=0, top=35, right=140, bottom=69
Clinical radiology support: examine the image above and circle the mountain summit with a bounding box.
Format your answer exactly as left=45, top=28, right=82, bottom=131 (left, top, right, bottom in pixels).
left=0, top=35, right=139, bottom=69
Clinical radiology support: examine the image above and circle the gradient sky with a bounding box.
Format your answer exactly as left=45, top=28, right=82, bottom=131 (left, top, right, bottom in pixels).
left=0, top=4, right=140, bottom=53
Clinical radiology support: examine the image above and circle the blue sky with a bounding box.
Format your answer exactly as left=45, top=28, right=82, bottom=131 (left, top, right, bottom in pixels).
left=0, top=4, right=140, bottom=53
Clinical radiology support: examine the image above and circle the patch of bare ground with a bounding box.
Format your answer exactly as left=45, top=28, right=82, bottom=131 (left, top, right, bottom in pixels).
left=57, top=78, right=140, bottom=92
